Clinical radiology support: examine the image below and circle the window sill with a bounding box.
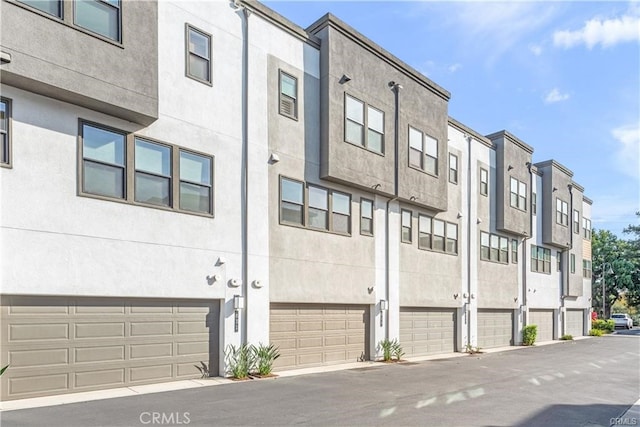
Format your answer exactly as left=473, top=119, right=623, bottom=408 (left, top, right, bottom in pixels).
left=344, top=140, right=385, bottom=157
left=408, top=164, right=438, bottom=178
left=77, top=192, right=214, bottom=218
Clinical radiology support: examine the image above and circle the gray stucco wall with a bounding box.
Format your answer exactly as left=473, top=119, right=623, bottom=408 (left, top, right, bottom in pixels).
left=311, top=16, right=450, bottom=212
left=536, top=160, right=573, bottom=249
left=1, top=0, right=158, bottom=125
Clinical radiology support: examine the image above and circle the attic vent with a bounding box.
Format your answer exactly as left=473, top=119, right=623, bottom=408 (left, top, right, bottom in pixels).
left=280, top=95, right=296, bottom=119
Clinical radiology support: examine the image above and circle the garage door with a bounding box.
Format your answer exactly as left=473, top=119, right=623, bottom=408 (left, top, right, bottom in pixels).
left=477, top=309, right=513, bottom=348
left=529, top=309, right=554, bottom=343
left=566, top=309, right=585, bottom=337
left=0, top=295, right=218, bottom=401
left=400, top=307, right=456, bottom=357
left=270, top=304, right=368, bottom=370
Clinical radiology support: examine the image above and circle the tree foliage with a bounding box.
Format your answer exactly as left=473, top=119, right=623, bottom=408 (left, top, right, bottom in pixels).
left=591, top=213, right=640, bottom=318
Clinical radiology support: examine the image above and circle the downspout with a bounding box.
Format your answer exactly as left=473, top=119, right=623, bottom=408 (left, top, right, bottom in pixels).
left=523, top=163, right=533, bottom=317
left=239, top=4, right=251, bottom=343
left=465, top=135, right=472, bottom=348
left=563, top=184, right=574, bottom=333
left=385, top=81, right=402, bottom=338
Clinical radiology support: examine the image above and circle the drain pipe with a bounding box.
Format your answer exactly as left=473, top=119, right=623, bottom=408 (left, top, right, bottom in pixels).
left=562, top=184, right=575, bottom=335
left=465, top=134, right=473, bottom=348
left=385, top=81, right=402, bottom=338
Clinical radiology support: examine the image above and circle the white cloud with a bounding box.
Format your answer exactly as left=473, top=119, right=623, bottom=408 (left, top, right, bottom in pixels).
left=553, top=14, right=640, bottom=49
left=612, top=124, right=640, bottom=179
left=544, top=88, right=570, bottom=104
left=448, top=63, right=462, bottom=73
left=529, top=44, right=543, bottom=56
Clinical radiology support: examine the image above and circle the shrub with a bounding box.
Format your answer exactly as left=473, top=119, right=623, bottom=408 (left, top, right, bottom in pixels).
left=225, top=343, right=256, bottom=379
left=465, top=344, right=483, bottom=354
left=592, top=319, right=615, bottom=333
left=632, top=314, right=640, bottom=327
left=379, top=339, right=404, bottom=362
left=560, top=334, right=573, bottom=341
left=391, top=340, right=405, bottom=361
left=522, top=325, right=538, bottom=346
left=254, top=343, right=280, bottom=376
left=589, top=328, right=603, bottom=336
left=0, top=365, right=8, bottom=377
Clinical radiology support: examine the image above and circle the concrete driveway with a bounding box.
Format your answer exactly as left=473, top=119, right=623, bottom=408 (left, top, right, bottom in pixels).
left=1, top=335, right=639, bottom=426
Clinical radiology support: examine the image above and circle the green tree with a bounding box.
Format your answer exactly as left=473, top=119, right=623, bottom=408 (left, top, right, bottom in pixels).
left=622, top=211, right=640, bottom=308
left=592, top=229, right=638, bottom=318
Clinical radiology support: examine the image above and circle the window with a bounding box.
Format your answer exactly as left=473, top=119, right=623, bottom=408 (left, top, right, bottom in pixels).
left=418, top=215, right=432, bottom=249
left=79, top=122, right=213, bottom=215
left=408, top=126, right=438, bottom=175
left=510, top=177, right=527, bottom=210
left=556, top=198, right=569, bottom=226
left=360, top=198, right=374, bottom=236
left=331, top=191, right=351, bottom=234
left=345, top=94, right=384, bottom=153
left=279, top=71, right=297, bottom=119
left=308, top=186, right=328, bottom=230
left=432, top=219, right=445, bottom=251
left=570, top=254, right=576, bottom=274
left=81, top=123, right=126, bottom=199
left=280, top=178, right=304, bottom=225
left=573, top=210, right=580, bottom=234
left=557, top=251, right=562, bottom=272
left=0, top=98, right=11, bottom=168
left=480, top=168, right=488, bottom=196
left=135, top=138, right=171, bottom=207
left=179, top=150, right=212, bottom=214
left=446, top=223, right=458, bottom=254
left=583, top=218, right=592, bottom=240
left=401, top=209, right=412, bottom=243
left=449, top=153, right=458, bottom=184
left=481, top=232, right=509, bottom=264
left=531, top=245, right=551, bottom=273
left=583, top=260, right=592, bottom=278
left=511, top=239, right=518, bottom=263
left=75, top=0, right=121, bottom=42
left=532, top=192, right=537, bottom=215
left=186, top=25, right=212, bottom=84
left=17, top=0, right=62, bottom=17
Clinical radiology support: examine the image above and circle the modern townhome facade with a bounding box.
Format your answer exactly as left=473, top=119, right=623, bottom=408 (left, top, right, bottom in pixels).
left=0, top=0, right=593, bottom=401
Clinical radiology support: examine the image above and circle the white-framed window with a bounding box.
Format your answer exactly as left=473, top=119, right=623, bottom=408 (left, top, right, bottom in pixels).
left=279, top=70, right=298, bottom=119
left=573, top=209, right=580, bottom=234
left=480, top=168, right=488, bottom=196
left=408, top=126, right=438, bottom=175
left=510, top=177, right=527, bottom=210
left=186, top=24, right=212, bottom=85
left=80, top=121, right=213, bottom=215
left=449, top=153, right=458, bottom=184
left=360, top=198, right=374, bottom=236
left=345, top=94, right=384, bottom=153
left=401, top=209, right=412, bottom=243
left=0, top=97, right=11, bottom=168
left=556, top=198, right=569, bottom=226
left=75, top=0, right=121, bottom=42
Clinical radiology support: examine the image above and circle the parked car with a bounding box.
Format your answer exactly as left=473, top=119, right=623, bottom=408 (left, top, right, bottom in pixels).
left=610, top=313, right=633, bottom=329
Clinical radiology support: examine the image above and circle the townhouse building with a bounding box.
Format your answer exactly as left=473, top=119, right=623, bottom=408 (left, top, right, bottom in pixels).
left=0, top=0, right=593, bottom=401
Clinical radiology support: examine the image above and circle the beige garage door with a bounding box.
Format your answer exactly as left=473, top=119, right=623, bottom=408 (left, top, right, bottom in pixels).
left=566, top=309, right=585, bottom=337
left=270, top=304, right=368, bottom=370
left=477, top=309, right=513, bottom=348
left=0, top=295, right=218, bottom=401
left=529, top=309, right=554, bottom=343
left=400, top=307, right=456, bottom=357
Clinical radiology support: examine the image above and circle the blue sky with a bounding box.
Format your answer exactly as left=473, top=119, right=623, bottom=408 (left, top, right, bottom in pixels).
left=263, top=0, right=640, bottom=237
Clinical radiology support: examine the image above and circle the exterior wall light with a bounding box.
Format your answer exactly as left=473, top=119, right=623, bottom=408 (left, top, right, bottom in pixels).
left=233, top=295, right=245, bottom=332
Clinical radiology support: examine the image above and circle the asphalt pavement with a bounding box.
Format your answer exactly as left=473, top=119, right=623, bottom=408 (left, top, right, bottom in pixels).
left=1, top=335, right=639, bottom=427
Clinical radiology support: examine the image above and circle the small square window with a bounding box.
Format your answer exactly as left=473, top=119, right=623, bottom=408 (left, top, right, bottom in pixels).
left=186, top=24, right=212, bottom=85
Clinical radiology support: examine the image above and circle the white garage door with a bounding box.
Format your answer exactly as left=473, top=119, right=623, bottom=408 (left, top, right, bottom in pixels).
left=566, top=309, right=585, bottom=337
left=529, top=309, right=555, bottom=343
left=400, top=308, right=456, bottom=357
left=0, top=295, right=217, bottom=401
left=270, top=304, right=369, bottom=370
left=477, top=309, right=513, bottom=348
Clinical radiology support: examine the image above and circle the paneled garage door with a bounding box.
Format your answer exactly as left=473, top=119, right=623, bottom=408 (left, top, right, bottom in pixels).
left=566, top=309, right=585, bottom=337
left=0, top=295, right=218, bottom=401
left=529, top=309, right=555, bottom=342
left=400, top=307, right=456, bottom=357
left=270, top=304, right=369, bottom=370
left=477, top=309, right=513, bottom=348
